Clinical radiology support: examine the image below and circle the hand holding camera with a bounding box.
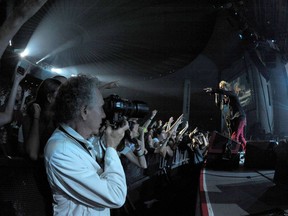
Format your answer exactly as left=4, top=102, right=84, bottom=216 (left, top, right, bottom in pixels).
left=15, top=63, right=30, bottom=83
left=105, top=120, right=129, bottom=150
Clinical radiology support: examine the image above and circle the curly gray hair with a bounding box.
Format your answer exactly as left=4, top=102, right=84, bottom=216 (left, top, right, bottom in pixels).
left=53, top=75, right=100, bottom=124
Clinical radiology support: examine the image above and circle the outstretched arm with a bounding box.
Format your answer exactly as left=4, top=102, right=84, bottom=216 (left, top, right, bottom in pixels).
left=141, top=109, right=158, bottom=129
left=0, top=68, right=27, bottom=127
left=204, top=87, right=236, bottom=98
left=99, top=80, right=119, bottom=90
left=23, top=103, right=41, bottom=160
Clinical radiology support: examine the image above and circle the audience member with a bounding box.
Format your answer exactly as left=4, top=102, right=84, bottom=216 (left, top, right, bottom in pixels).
left=187, top=127, right=209, bottom=166
left=0, top=67, right=28, bottom=127
left=0, top=67, right=27, bottom=157
left=52, top=75, right=67, bottom=84
left=140, top=109, right=157, bottom=132
left=22, top=77, right=62, bottom=215
left=23, top=78, right=62, bottom=160
left=118, top=119, right=147, bottom=185
left=6, top=86, right=32, bottom=156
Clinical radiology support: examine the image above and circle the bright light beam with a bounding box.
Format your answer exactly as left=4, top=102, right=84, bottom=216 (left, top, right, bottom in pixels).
left=51, top=67, right=62, bottom=73
left=20, top=49, right=29, bottom=58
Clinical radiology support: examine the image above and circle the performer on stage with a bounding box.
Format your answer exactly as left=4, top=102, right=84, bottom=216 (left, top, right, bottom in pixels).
left=204, top=80, right=247, bottom=152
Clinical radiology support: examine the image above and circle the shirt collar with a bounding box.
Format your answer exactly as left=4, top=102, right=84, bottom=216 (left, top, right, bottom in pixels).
left=59, top=123, right=92, bottom=146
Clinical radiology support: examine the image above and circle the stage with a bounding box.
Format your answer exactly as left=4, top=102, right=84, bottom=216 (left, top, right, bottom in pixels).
left=199, top=168, right=288, bottom=216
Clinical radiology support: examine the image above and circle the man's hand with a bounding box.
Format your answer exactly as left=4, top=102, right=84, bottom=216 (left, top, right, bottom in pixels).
left=23, top=89, right=31, bottom=98
left=204, top=87, right=216, bottom=95
left=151, top=109, right=157, bottom=118
left=100, top=80, right=119, bottom=90
left=105, top=120, right=129, bottom=149
left=203, top=87, right=212, bottom=93
left=14, top=65, right=30, bottom=83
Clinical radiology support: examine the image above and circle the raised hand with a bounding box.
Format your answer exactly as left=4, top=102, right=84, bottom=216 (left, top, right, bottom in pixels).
left=14, top=64, right=30, bottom=83
left=32, top=103, right=41, bottom=119
left=100, top=80, right=119, bottom=90
left=151, top=109, right=157, bottom=118
left=203, top=87, right=213, bottom=94
left=23, top=89, right=31, bottom=98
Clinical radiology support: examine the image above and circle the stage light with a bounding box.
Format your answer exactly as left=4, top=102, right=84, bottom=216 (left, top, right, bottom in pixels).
left=20, top=49, right=29, bottom=58
left=51, top=67, right=62, bottom=73
left=9, top=40, right=12, bottom=46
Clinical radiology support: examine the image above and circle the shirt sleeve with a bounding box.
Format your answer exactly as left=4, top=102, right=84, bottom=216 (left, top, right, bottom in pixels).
left=46, top=141, right=127, bottom=209
left=215, top=88, right=237, bottom=98
left=119, top=145, right=131, bottom=155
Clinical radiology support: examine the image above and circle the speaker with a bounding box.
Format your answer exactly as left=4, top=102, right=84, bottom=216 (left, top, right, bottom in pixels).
left=273, top=140, right=288, bottom=186
left=208, top=131, right=241, bottom=154
left=244, top=140, right=277, bottom=169
left=206, top=131, right=241, bottom=169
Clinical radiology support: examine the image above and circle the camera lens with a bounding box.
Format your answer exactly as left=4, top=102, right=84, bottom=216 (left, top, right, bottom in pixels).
left=103, top=95, right=149, bottom=128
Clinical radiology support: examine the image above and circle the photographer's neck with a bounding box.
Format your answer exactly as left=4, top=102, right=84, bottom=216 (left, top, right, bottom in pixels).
left=68, top=120, right=92, bottom=140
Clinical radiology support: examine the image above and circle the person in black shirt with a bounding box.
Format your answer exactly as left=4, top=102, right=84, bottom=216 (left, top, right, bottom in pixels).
left=205, top=80, right=247, bottom=152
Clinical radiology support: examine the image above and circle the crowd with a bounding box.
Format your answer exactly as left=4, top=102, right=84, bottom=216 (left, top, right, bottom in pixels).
left=0, top=67, right=210, bottom=216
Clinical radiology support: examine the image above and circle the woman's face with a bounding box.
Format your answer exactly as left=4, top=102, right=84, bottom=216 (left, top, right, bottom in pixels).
left=130, top=122, right=139, bottom=138
left=171, top=131, right=177, bottom=139
left=159, top=130, right=167, bottom=140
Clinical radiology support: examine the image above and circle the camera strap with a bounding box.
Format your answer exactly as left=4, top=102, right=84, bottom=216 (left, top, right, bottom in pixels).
left=58, top=125, right=93, bottom=158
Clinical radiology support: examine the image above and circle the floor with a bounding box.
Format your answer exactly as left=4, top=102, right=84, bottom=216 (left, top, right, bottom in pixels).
left=112, top=159, right=288, bottom=216
left=199, top=167, right=288, bottom=216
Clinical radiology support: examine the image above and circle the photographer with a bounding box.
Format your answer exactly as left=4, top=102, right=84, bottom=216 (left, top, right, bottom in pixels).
left=44, top=75, right=128, bottom=216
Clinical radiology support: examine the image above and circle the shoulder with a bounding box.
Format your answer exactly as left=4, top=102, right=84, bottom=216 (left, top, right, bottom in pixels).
left=45, top=130, right=66, bottom=155
left=45, top=130, right=80, bottom=159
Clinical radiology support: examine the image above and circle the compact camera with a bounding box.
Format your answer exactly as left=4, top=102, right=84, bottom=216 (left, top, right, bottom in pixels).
left=16, top=60, right=30, bottom=75
left=17, top=66, right=25, bottom=75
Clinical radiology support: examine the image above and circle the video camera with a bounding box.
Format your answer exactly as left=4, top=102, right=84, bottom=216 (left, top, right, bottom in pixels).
left=103, top=94, right=150, bottom=129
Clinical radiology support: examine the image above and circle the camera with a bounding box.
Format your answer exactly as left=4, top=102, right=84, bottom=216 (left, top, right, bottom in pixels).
left=17, top=66, right=25, bottom=75
left=103, top=94, right=150, bottom=128
left=16, top=60, right=30, bottom=75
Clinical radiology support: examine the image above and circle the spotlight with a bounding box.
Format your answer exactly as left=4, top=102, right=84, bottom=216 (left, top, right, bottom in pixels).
left=20, top=49, right=29, bottom=58
left=51, top=67, right=62, bottom=73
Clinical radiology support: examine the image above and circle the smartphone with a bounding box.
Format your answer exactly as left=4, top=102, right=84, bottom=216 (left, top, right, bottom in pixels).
left=17, top=66, right=25, bottom=75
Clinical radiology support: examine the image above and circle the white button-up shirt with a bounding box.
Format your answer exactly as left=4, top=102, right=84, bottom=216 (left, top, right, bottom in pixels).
left=44, top=124, right=127, bottom=216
